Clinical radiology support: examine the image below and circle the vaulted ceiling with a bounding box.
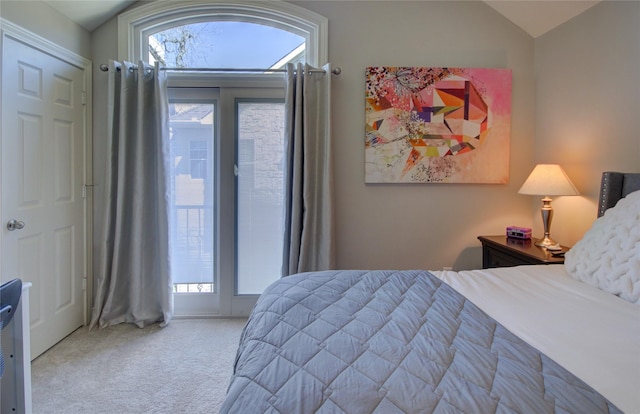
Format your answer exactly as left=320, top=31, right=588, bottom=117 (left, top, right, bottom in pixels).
left=41, top=0, right=600, bottom=37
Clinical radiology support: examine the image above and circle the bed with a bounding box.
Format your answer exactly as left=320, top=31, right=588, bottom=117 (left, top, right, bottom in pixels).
left=221, top=172, right=640, bottom=414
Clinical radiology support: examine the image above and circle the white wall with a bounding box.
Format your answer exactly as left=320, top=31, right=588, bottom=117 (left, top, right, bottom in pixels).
left=0, top=1, right=91, bottom=58
left=89, top=17, right=119, bottom=296
left=4, top=0, right=636, bottom=275
left=290, top=1, right=536, bottom=270
left=91, top=0, right=538, bottom=271
left=534, top=1, right=640, bottom=246
left=89, top=0, right=637, bottom=273
left=91, top=0, right=537, bottom=272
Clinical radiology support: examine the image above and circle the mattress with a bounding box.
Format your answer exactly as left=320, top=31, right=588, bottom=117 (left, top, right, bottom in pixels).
left=433, top=265, right=640, bottom=414
left=221, top=269, right=625, bottom=413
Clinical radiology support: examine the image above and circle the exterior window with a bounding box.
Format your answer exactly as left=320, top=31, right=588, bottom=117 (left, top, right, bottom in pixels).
left=190, top=140, right=207, bottom=179
left=149, top=22, right=305, bottom=69
left=118, top=1, right=327, bottom=68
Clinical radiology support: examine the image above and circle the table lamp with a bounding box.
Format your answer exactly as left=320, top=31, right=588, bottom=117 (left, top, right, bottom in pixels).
left=518, top=164, right=579, bottom=247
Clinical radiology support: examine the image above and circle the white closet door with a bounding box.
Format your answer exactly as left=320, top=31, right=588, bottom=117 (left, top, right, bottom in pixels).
left=2, top=35, right=86, bottom=359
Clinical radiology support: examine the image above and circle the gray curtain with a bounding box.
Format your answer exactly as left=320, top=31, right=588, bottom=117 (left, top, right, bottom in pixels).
left=90, top=61, right=173, bottom=329
left=282, top=63, right=335, bottom=275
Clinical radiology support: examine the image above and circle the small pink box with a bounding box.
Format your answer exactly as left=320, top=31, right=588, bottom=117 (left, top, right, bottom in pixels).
left=506, top=226, right=532, bottom=240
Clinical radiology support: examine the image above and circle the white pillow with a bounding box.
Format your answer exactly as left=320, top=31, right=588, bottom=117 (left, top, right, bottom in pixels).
left=564, top=190, right=640, bottom=304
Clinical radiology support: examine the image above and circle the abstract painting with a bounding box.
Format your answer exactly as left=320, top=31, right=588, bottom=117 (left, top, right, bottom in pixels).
left=365, top=67, right=512, bottom=183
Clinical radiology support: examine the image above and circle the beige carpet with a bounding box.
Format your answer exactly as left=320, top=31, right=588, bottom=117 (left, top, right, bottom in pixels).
left=31, top=318, right=247, bottom=413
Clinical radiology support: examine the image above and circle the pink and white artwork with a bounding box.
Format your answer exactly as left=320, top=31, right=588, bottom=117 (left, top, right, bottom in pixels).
left=365, top=67, right=512, bottom=183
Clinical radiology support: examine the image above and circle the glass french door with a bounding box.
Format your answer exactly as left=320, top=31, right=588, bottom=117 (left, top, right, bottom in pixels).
left=168, top=86, right=285, bottom=317
left=235, top=99, right=286, bottom=295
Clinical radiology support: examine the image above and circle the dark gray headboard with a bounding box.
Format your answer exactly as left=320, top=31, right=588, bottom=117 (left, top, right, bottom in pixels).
left=598, top=172, right=640, bottom=217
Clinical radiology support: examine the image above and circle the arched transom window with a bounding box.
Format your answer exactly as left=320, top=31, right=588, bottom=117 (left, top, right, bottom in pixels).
left=148, top=21, right=305, bottom=69
left=118, top=0, right=327, bottom=68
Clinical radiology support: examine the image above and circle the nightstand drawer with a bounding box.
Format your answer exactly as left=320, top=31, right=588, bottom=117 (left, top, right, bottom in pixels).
left=484, top=246, right=541, bottom=268
left=478, top=235, right=567, bottom=269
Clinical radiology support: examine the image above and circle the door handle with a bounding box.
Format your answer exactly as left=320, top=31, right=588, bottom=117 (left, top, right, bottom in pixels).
left=6, top=219, right=25, bottom=231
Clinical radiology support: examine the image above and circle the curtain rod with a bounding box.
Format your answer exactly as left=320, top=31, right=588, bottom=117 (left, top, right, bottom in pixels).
left=99, top=64, right=341, bottom=75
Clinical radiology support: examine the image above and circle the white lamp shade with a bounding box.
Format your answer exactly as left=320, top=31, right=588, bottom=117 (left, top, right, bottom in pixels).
left=518, top=164, right=579, bottom=196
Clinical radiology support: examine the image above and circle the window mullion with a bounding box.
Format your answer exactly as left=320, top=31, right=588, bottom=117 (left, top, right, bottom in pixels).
left=217, top=87, right=236, bottom=313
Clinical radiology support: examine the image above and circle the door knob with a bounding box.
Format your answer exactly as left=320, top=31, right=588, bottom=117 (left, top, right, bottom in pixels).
left=6, top=219, right=25, bottom=231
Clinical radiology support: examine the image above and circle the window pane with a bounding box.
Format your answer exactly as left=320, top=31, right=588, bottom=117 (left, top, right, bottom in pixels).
left=190, top=140, right=207, bottom=179
left=169, top=103, right=215, bottom=292
left=237, top=102, right=285, bottom=294
left=149, top=22, right=305, bottom=68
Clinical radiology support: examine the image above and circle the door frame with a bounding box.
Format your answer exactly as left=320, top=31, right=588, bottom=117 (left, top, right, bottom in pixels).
left=0, top=19, right=93, bottom=324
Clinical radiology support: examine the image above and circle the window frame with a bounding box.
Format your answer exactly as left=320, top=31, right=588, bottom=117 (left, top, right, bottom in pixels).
left=118, top=0, right=320, bottom=316
left=117, top=0, right=328, bottom=67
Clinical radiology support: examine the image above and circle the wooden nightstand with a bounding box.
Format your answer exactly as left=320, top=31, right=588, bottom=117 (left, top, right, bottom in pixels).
left=478, top=235, right=569, bottom=269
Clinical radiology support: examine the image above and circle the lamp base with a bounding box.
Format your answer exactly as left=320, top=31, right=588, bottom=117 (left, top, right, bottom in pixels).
left=535, top=236, right=558, bottom=248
